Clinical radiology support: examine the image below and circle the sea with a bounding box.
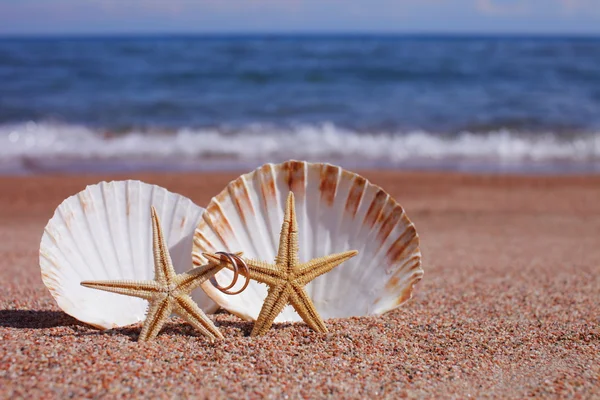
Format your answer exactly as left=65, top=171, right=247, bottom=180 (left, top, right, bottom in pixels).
left=1, top=35, right=600, bottom=174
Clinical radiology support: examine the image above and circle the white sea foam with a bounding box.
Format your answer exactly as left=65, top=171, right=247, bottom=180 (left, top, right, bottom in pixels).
left=1, top=121, right=600, bottom=173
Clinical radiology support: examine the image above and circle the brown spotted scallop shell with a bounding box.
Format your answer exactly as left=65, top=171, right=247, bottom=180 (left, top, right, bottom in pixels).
left=193, top=160, right=423, bottom=322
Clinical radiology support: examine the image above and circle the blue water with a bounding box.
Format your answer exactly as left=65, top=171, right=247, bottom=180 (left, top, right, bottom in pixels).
left=1, top=35, right=600, bottom=173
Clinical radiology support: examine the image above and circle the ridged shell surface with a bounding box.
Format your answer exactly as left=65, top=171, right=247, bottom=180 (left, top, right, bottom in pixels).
left=40, top=180, right=213, bottom=329
left=193, top=160, right=423, bottom=323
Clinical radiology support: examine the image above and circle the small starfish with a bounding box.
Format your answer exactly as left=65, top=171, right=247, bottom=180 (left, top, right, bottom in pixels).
left=81, top=206, right=225, bottom=342
left=205, top=192, right=358, bottom=336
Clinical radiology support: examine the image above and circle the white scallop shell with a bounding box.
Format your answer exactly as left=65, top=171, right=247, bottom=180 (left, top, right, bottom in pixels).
left=40, top=180, right=216, bottom=329
left=193, top=160, right=423, bottom=323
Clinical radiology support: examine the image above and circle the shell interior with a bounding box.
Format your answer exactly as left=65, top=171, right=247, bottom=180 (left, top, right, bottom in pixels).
left=40, top=180, right=213, bottom=329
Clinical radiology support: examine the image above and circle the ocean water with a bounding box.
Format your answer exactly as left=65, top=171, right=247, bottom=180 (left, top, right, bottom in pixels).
left=1, top=35, right=600, bottom=173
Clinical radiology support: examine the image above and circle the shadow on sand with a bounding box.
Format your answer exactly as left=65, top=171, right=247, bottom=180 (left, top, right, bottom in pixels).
left=0, top=309, right=261, bottom=340
left=0, top=309, right=83, bottom=329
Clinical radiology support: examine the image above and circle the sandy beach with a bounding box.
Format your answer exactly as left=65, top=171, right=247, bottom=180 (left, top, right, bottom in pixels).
left=1, top=171, right=599, bottom=398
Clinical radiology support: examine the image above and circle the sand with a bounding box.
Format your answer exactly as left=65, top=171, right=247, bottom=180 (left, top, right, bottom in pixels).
left=1, top=171, right=599, bottom=399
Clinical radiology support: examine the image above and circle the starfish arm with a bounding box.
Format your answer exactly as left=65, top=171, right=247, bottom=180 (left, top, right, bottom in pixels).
left=173, top=294, right=224, bottom=340
left=138, top=297, right=173, bottom=342
left=203, top=253, right=282, bottom=286
left=276, top=192, right=300, bottom=274
left=80, top=279, right=162, bottom=301
left=295, top=250, right=358, bottom=286
left=175, top=263, right=224, bottom=293
left=289, top=283, right=327, bottom=333
left=243, top=259, right=285, bottom=286
left=151, top=206, right=176, bottom=285
left=251, top=284, right=291, bottom=336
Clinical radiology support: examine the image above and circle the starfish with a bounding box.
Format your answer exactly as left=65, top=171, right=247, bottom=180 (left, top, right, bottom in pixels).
left=205, top=192, right=358, bottom=336
left=81, top=206, right=225, bottom=342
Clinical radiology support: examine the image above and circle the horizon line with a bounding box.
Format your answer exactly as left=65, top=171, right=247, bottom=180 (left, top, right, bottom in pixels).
left=1, top=31, right=600, bottom=39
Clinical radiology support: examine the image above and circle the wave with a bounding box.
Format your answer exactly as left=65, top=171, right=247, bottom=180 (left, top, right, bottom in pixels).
left=1, top=122, right=600, bottom=173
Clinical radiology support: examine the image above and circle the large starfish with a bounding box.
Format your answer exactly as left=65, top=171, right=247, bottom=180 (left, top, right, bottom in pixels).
left=81, top=206, right=224, bottom=342
left=205, top=192, right=358, bottom=336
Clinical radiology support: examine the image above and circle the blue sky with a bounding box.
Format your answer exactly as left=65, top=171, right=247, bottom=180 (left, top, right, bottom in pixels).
left=0, top=0, right=599, bottom=35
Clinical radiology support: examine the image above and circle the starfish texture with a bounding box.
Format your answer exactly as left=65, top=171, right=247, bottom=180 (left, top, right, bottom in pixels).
left=81, top=206, right=224, bottom=342
left=205, top=192, right=358, bottom=336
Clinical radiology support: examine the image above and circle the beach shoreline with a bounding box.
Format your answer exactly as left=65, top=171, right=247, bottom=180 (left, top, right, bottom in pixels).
left=1, top=170, right=599, bottom=398
left=4, top=157, right=600, bottom=176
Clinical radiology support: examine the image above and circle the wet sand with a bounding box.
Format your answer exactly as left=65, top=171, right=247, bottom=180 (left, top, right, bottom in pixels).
left=1, top=171, right=599, bottom=398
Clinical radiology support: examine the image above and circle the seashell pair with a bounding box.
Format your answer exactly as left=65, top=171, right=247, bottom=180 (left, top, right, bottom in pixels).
left=40, top=160, right=424, bottom=335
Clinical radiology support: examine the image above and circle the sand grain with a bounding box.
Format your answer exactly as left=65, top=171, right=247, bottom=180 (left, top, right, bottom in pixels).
left=1, top=172, right=599, bottom=399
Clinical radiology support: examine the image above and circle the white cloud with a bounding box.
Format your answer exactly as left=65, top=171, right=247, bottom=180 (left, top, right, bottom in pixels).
left=475, top=0, right=600, bottom=17
left=558, top=0, right=600, bottom=15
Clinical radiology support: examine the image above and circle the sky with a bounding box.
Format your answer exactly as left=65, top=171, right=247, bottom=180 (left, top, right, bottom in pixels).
left=0, top=0, right=599, bottom=35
